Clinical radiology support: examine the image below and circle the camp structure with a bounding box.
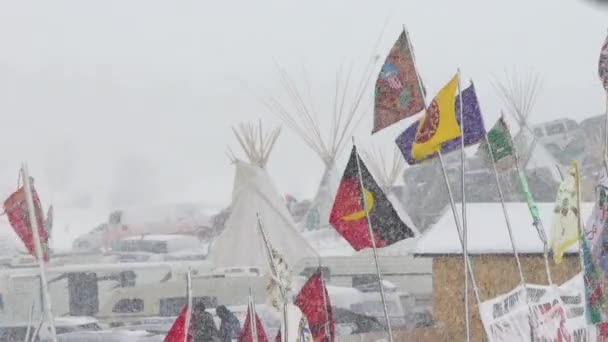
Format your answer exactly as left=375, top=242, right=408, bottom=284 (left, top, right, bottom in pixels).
left=413, top=202, right=590, bottom=341
left=208, top=121, right=318, bottom=274
left=262, top=61, right=378, bottom=233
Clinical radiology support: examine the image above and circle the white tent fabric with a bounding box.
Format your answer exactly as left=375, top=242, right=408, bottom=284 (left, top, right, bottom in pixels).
left=300, top=166, right=340, bottom=232
left=209, top=161, right=318, bottom=273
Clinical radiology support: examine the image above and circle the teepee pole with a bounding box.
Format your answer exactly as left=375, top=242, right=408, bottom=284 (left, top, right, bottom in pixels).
left=352, top=138, right=393, bottom=342
left=456, top=70, right=471, bottom=342
left=21, top=164, right=58, bottom=342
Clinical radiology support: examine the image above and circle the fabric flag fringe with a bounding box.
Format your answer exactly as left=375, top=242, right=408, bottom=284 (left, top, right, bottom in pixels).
left=550, top=163, right=580, bottom=264
left=599, top=32, right=608, bottom=92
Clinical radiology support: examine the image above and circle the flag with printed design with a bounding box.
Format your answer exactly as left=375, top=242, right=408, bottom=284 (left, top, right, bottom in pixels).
left=410, top=74, right=461, bottom=161
left=395, top=81, right=485, bottom=164
left=329, top=146, right=415, bottom=251
left=550, top=163, right=581, bottom=264
left=373, top=30, right=425, bottom=133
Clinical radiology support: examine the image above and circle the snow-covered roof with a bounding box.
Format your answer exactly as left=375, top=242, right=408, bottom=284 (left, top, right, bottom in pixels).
left=414, top=202, right=593, bottom=255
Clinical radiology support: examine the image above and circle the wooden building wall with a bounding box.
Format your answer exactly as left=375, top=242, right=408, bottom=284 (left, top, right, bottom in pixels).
left=431, top=254, right=580, bottom=341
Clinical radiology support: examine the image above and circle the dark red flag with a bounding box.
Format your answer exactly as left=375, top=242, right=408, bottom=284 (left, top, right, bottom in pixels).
left=164, top=305, right=191, bottom=342
left=295, top=270, right=335, bottom=342
left=329, top=146, right=415, bottom=250
left=238, top=306, right=268, bottom=342
left=4, top=184, right=49, bottom=261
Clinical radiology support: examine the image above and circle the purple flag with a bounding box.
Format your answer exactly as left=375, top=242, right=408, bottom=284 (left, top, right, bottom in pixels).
left=395, top=82, right=486, bottom=165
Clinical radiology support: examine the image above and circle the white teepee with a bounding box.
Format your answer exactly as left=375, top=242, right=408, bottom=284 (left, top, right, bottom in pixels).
left=264, top=63, right=377, bottom=232
left=361, top=145, right=420, bottom=236
left=208, top=122, right=318, bottom=274
left=494, top=70, right=562, bottom=182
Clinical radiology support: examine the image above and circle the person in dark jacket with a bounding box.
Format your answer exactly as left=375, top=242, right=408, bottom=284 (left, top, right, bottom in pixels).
left=191, top=302, right=220, bottom=342
left=216, top=305, right=242, bottom=342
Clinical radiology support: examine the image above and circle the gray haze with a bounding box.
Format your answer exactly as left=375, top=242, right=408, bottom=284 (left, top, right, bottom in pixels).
left=0, top=0, right=605, bottom=249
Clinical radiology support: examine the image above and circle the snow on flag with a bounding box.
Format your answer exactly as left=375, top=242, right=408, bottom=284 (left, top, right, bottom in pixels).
left=550, top=163, right=581, bottom=264
left=238, top=305, right=268, bottom=342
left=295, top=270, right=335, bottom=342
left=395, top=81, right=484, bottom=164
left=372, top=30, right=425, bottom=133
left=599, top=33, right=608, bottom=92
left=3, top=179, right=49, bottom=262
left=329, top=146, right=415, bottom=251
left=164, top=305, right=191, bottom=342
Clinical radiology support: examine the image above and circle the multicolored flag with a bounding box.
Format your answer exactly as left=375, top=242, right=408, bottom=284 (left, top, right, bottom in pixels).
left=599, top=33, right=608, bottom=92
left=411, top=74, right=461, bottom=161
left=295, top=270, right=335, bottom=342
left=550, top=163, right=581, bottom=264
left=164, top=305, right=191, bottom=342
left=329, top=146, right=415, bottom=251
left=395, top=81, right=485, bottom=164
left=3, top=181, right=49, bottom=261
left=373, top=30, right=425, bottom=133
left=480, top=115, right=516, bottom=170
left=581, top=233, right=604, bottom=324
left=239, top=305, right=268, bottom=342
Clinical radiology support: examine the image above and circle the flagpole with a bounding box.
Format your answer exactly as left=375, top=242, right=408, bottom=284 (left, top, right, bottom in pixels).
left=255, top=213, right=288, bottom=342
left=456, top=69, right=471, bottom=342
left=317, top=267, right=331, bottom=342
left=437, top=153, right=482, bottom=307
left=249, top=287, right=259, bottom=342
left=352, top=138, right=393, bottom=342
left=21, top=164, right=58, bottom=342
left=184, top=267, right=192, bottom=342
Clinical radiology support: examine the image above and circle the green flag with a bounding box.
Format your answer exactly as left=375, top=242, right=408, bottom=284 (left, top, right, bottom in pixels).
left=518, top=169, right=541, bottom=225
left=483, top=116, right=515, bottom=168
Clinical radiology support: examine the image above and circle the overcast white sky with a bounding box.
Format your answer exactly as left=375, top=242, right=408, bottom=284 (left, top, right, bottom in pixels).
left=0, top=0, right=605, bottom=247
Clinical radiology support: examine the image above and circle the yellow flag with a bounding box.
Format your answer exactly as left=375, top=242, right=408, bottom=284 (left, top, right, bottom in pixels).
left=411, top=74, right=461, bottom=161
left=550, top=162, right=580, bottom=264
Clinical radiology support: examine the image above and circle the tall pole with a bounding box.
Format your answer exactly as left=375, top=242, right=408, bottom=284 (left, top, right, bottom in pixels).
left=256, top=213, right=288, bottom=342
left=437, top=153, right=482, bottom=308
left=456, top=70, right=471, bottom=342
left=249, top=287, right=259, bottom=342
left=22, top=164, right=57, bottom=342
left=352, top=139, right=393, bottom=342
left=184, top=268, right=192, bottom=342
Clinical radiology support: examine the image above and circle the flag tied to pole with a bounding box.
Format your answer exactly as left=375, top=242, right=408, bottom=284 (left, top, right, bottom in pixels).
left=395, top=81, right=484, bottom=164
left=330, top=146, right=415, bottom=251
left=3, top=181, right=49, bottom=262
left=550, top=163, right=580, bottom=264
left=239, top=305, right=268, bottom=342
left=295, top=270, right=335, bottom=342
left=373, top=30, right=425, bottom=133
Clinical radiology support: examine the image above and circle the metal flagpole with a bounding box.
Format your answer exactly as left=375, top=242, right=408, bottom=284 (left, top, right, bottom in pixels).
left=456, top=69, right=471, bottom=342
left=249, top=287, right=259, bottom=342
left=352, top=138, right=393, bottom=342
left=484, top=137, right=527, bottom=284
left=437, top=153, right=482, bottom=308
left=317, top=265, right=331, bottom=342
left=184, top=268, right=192, bottom=342
left=21, top=164, right=58, bottom=342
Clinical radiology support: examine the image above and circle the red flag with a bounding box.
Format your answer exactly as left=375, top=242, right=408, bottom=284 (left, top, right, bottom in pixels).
left=4, top=184, right=49, bottom=261
left=238, top=306, right=268, bottom=342
left=295, top=271, right=335, bottom=342
left=164, top=305, right=191, bottom=342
